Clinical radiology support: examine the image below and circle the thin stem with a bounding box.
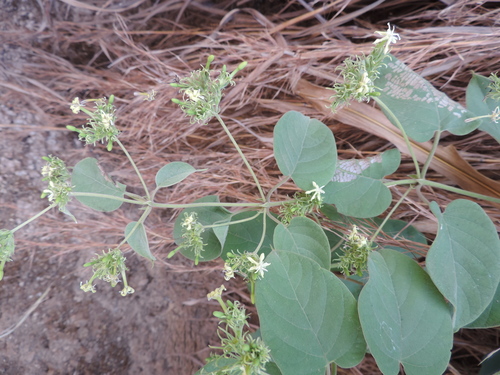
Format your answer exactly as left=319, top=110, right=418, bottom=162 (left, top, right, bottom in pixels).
left=11, top=203, right=57, bottom=233
left=416, top=179, right=500, bottom=205
left=384, top=178, right=500, bottom=205
left=374, top=97, right=421, bottom=179
left=370, top=187, right=413, bottom=243
left=215, top=114, right=266, bottom=201
left=116, top=138, right=151, bottom=200
left=266, top=176, right=290, bottom=202
left=71, top=192, right=147, bottom=205
left=384, top=179, right=418, bottom=187
left=117, top=206, right=152, bottom=248
left=252, top=209, right=268, bottom=255
left=204, top=211, right=262, bottom=229
left=421, top=130, right=441, bottom=179
left=151, top=200, right=286, bottom=209
left=72, top=192, right=293, bottom=209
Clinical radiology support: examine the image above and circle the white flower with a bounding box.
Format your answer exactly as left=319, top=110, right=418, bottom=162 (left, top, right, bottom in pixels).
left=120, top=286, right=135, bottom=296
left=305, top=181, right=325, bottom=202
left=70, top=97, right=83, bottom=114
left=223, top=263, right=235, bottom=281
left=355, top=71, right=373, bottom=96
left=373, top=23, right=401, bottom=54
left=100, top=112, right=115, bottom=129
left=207, top=285, right=226, bottom=301
left=248, top=253, right=271, bottom=279
left=181, top=213, right=196, bottom=231
left=185, top=88, right=204, bottom=102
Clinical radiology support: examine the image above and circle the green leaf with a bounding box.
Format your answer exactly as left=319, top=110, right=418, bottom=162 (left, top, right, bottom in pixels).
left=371, top=217, right=427, bottom=245
left=273, top=217, right=331, bottom=270
left=124, top=221, right=155, bottom=261
left=358, top=249, right=453, bottom=375
left=375, top=55, right=479, bottom=142
left=265, top=361, right=283, bottom=375
left=71, top=157, right=126, bottom=212
left=466, top=73, right=500, bottom=143
left=479, top=348, right=500, bottom=375
left=427, top=199, right=500, bottom=330
left=194, top=358, right=238, bottom=375
left=273, top=111, right=337, bottom=190
left=323, top=149, right=400, bottom=218
left=173, top=196, right=232, bottom=262
left=256, top=251, right=366, bottom=374
left=466, top=281, right=500, bottom=328
left=155, top=162, right=203, bottom=188
left=220, top=211, right=277, bottom=260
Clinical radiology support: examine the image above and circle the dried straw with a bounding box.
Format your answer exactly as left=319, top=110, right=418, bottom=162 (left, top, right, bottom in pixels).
left=2, top=0, right=500, bottom=373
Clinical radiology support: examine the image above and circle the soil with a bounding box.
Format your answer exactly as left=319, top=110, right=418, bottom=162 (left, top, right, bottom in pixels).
left=0, top=2, right=223, bottom=374
left=0, top=120, right=223, bottom=375
left=2, top=1, right=500, bottom=375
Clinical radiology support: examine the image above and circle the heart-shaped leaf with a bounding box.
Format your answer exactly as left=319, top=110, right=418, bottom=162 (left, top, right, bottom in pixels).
left=427, top=199, right=500, bottom=330
left=256, top=251, right=366, bottom=374
left=273, top=111, right=337, bottom=191
left=358, top=249, right=453, bottom=375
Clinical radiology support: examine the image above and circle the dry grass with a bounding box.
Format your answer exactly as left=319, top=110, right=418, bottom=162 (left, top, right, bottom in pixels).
left=2, top=0, right=500, bottom=373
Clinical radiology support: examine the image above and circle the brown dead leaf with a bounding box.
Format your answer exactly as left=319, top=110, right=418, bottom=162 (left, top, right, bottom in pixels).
left=294, top=79, right=500, bottom=200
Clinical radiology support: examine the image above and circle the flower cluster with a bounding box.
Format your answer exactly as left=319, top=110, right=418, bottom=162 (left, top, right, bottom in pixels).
left=223, top=251, right=270, bottom=281
left=67, top=95, right=120, bottom=151
left=0, top=229, right=15, bottom=281
left=168, top=212, right=206, bottom=265
left=336, top=225, right=374, bottom=277
left=330, top=23, right=400, bottom=112
left=203, top=286, right=271, bottom=375
left=80, top=248, right=134, bottom=296
left=487, top=72, right=500, bottom=102
left=171, top=55, right=247, bottom=124
left=279, top=182, right=325, bottom=225
left=40, top=155, right=73, bottom=213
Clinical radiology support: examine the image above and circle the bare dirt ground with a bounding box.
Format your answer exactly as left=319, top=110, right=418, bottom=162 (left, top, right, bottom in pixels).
left=1, top=0, right=500, bottom=374
left=0, top=2, right=224, bottom=374
left=0, top=100, right=222, bottom=374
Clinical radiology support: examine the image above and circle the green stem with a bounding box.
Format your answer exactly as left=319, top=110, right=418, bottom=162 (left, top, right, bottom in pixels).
left=151, top=200, right=286, bottom=209
left=417, top=179, right=500, bottom=205
left=373, top=97, right=421, bottom=179
left=116, top=138, right=151, bottom=200
left=252, top=209, right=268, bottom=255
left=266, top=176, right=290, bottom=202
left=215, top=114, right=266, bottom=201
left=370, top=187, right=413, bottom=243
left=384, top=179, right=418, bottom=187
left=384, top=179, right=500, bottom=205
left=117, top=206, right=152, bottom=248
left=70, top=192, right=147, bottom=205
left=421, top=130, right=441, bottom=179
left=71, top=192, right=291, bottom=209
left=11, top=203, right=57, bottom=233
left=250, top=279, right=256, bottom=304
left=204, top=211, right=262, bottom=229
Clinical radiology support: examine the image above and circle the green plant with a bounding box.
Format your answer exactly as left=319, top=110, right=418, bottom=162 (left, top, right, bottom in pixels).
left=2, top=24, right=500, bottom=375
